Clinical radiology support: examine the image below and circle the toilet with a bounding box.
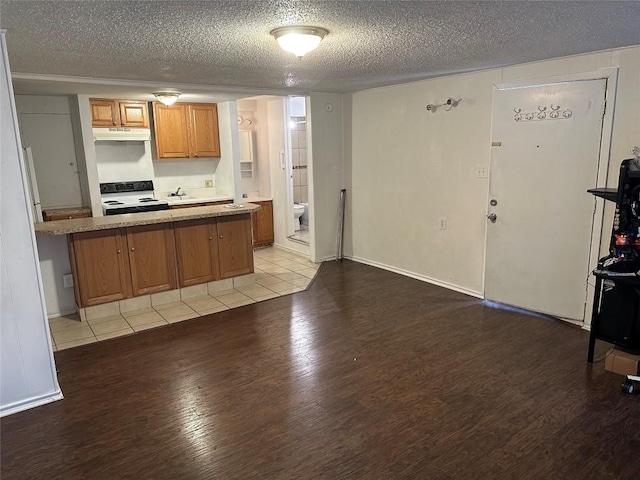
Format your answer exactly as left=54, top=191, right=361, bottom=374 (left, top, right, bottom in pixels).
left=293, top=204, right=305, bottom=231
left=299, top=202, right=309, bottom=226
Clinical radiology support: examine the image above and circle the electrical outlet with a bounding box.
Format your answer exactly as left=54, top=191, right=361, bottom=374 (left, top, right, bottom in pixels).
left=475, top=165, right=488, bottom=178
left=439, top=217, right=447, bottom=230
left=205, top=180, right=213, bottom=188
left=63, top=274, right=74, bottom=288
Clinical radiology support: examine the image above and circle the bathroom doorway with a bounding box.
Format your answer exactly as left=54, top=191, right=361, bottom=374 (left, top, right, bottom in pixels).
left=287, top=96, right=310, bottom=245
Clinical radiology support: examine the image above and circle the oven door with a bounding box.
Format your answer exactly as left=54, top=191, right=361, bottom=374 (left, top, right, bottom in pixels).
left=104, top=204, right=170, bottom=216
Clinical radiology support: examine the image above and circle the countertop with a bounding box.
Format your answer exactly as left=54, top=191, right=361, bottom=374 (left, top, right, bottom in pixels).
left=42, top=206, right=92, bottom=216
left=35, top=203, right=260, bottom=236
left=244, top=196, right=272, bottom=203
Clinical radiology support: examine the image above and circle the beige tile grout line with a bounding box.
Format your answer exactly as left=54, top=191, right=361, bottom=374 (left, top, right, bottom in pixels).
left=52, top=246, right=320, bottom=351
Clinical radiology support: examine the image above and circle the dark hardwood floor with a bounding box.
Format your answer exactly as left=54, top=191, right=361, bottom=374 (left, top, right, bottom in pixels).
left=2, top=260, right=639, bottom=479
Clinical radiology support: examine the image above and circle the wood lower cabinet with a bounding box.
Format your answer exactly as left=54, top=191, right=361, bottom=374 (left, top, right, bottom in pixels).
left=70, top=215, right=254, bottom=307
left=251, top=200, right=274, bottom=247
left=174, top=219, right=220, bottom=287
left=126, top=225, right=177, bottom=296
left=70, top=229, right=132, bottom=307
left=218, top=214, right=254, bottom=278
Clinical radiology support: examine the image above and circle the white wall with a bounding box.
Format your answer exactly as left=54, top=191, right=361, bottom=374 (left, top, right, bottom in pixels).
left=216, top=101, right=240, bottom=200
left=36, top=235, right=76, bottom=317
left=0, top=32, right=62, bottom=416
left=308, top=93, right=345, bottom=262
left=349, top=46, right=640, bottom=296
left=237, top=100, right=260, bottom=194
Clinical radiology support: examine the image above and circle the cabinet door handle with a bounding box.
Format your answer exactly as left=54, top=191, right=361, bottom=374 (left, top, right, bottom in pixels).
left=130, top=247, right=135, bottom=252
left=209, top=236, right=213, bottom=240
left=117, top=249, right=121, bottom=254
left=219, top=235, right=223, bottom=239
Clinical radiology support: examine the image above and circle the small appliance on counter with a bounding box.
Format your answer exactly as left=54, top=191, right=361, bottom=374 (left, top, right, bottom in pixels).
left=100, top=180, right=169, bottom=215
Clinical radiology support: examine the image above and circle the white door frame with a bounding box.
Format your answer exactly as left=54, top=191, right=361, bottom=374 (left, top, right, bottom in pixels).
left=486, top=68, right=619, bottom=327
left=282, top=97, right=294, bottom=237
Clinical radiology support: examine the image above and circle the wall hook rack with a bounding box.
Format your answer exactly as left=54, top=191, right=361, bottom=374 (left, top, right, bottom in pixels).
left=426, top=97, right=461, bottom=113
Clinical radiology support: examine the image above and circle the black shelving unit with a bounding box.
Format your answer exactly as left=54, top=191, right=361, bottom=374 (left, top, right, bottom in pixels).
left=587, top=159, right=640, bottom=362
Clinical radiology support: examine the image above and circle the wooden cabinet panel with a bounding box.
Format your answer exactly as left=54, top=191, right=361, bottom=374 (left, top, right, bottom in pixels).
left=174, top=219, right=220, bottom=287
left=204, top=200, right=232, bottom=206
left=71, top=230, right=132, bottom=306
left=119, top=101, right=149, bottom=128
left=189, top=104, right=220, bottom=158
left=126, top=225, right=177, bottom=296
left=217, top=214, right=254, bottom=279
left=44, top=211, right=92, bottom=221
left=90, top=99, right=119, bottom=127
left=251, top=201, right=274, bottom=247
left=153, top=103, right=190, bottom=158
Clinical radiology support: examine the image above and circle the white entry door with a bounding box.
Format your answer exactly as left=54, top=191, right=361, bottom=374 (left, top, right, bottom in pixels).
left=19, top=112, right=84, bottom=208
left=485, top=79, right=607, bottom=321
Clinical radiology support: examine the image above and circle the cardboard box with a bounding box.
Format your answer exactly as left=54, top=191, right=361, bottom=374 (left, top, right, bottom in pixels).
left=605, top=350, right=640, bottom=376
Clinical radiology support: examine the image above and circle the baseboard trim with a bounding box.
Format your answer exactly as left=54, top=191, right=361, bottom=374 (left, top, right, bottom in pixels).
left=0, top=389, right=64, bottom=418
left=47, top=308, right=77, bottom=320
left=346, top=255, right=484, bottom=299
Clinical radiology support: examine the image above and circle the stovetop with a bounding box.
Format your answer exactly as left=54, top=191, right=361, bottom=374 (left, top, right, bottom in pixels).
left=100, top=181, right=169, bottom=214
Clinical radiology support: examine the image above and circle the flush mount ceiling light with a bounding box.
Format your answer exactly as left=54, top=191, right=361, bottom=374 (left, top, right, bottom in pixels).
left=270, top=26, right=329, bottom=59
left=153, top=91, right=181, bottom=106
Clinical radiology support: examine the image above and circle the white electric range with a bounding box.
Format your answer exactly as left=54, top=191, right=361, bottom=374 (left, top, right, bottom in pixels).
left=100, top=180, right=169, bottom=216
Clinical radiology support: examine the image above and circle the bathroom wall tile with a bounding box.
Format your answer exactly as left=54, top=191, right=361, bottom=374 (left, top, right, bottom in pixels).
left=293, top=186, right=301, bottom=204
left=119, top=295, right=151, bottom=314
left=293, top=169, right=301, bottom=187
left=290, top=130, right=299, bottom=149
left=291, top=149, right=299, bottom=167
left=301, top=186, right=308, bottom=203
left=300, top=168, right=308, bottom=187
left=180, top=284, right=208, bottom=300
left=151, top=289, right=181, bottom=307
left=298, top=131, right=307, bottom=148
left=299, top=148, right=307, bottom=166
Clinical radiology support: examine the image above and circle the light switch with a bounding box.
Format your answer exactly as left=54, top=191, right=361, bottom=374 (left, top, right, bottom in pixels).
left=475, top=165, right=488, bottom=178
left=63, top=274, right=74, bottom=288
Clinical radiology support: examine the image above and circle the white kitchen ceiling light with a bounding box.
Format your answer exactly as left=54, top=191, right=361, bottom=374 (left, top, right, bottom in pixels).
left=270, top=26, right=328, bottom=59
left=153, top=91, right=181, bottom=106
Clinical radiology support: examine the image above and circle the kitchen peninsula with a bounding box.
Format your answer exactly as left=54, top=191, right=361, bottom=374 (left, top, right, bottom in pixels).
left=35, top=204, right=259, bottom=309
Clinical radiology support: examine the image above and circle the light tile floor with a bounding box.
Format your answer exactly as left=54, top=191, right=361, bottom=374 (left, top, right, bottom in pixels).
left=49, top=246, right=319, bottom=351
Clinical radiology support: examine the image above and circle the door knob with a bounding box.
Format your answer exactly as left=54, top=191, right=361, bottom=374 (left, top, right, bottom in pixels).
left=130, top=247, right=135, bottom=252
left=487, top=213, right=497, bottom=223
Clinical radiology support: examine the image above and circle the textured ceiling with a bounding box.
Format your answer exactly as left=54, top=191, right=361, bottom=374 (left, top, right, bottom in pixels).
left=1, top=1, right=639, bottom=95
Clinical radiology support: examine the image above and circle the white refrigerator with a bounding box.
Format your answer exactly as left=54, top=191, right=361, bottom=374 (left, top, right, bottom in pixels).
left=22, top=146, right=44, bottom=223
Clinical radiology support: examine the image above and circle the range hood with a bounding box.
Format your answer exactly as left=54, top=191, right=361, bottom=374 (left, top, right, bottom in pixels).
left=93, top=127, right=151, bottom=142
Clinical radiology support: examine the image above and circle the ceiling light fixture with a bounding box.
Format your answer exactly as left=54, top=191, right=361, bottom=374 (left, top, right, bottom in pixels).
left=153, top=91, right=181, bottom=106
left=270, top=26, right=328, bottom=59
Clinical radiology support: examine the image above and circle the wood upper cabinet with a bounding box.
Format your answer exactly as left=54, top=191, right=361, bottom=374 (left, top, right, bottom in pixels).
left=152, top=103, right=191, bottom=158
left=251, top=201, right=274, bottom=247
left=69, top=229, right=132, bottom=306
left=217, top=214, right=254, bottom=279
left=126, top=225, right=177, bottom=296
left=90, top=98, right=149, bottom=128
left=174, top=219, right=220, bottom=287
left=119, top=101, right=150, bottom=128
left=152, top=102, right=220, bottom=159
left=90, top=99, right=119, bottom=127
left=189, top=104, right=220, bottom=158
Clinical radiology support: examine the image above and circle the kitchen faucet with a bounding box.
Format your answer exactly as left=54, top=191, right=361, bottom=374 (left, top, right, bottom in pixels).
left=170, top=187, right=185, bottom=197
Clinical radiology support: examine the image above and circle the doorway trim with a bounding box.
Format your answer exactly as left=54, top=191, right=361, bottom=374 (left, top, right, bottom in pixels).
left=485, top=68, right=619, bottom=327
